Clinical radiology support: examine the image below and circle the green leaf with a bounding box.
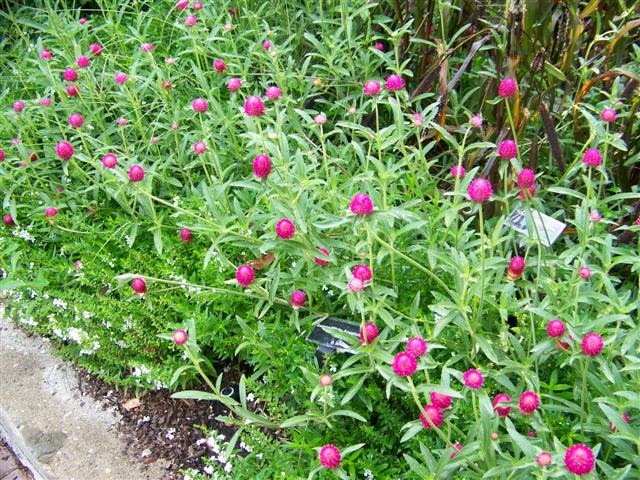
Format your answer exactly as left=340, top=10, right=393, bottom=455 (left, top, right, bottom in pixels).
left=171, top=390, right=218, bottom=401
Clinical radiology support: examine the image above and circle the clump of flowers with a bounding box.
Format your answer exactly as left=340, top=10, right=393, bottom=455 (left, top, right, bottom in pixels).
left=319, top=445, right=341, bottom=469
left=420, top=404, right=443, bottom=429
left=350, top=193, right=373, bottom=215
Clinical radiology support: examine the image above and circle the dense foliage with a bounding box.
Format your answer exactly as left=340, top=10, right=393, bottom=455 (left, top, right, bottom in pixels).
left=1, top=0, right=639, bottom=478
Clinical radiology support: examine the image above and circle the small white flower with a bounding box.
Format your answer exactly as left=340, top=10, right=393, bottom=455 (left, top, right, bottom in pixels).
left=246, top=393, right=255, bottom=402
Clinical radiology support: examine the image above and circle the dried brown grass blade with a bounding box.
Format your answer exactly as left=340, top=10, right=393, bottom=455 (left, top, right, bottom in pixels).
left=539, top=102, right=565, bottom=173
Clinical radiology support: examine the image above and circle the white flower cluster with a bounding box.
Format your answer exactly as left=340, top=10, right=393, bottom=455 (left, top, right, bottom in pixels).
left=12, top=227, right=35, bottom=243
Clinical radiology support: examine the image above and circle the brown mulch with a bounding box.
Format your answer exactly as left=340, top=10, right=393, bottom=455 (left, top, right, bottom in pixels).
left=76, top=369, right=238, bottom=480
left=0, top=438, right=34, bottom=480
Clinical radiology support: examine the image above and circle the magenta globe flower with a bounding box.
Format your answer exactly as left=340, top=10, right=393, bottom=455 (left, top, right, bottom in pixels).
left=131, top=277, right=147, bottom=294
left=213, top=59, right=226, bottom=73
left=227, top=77, right=242, bottom=91
left=600, top=108, right=616, bottom=123
left=546, top=319, right=565, bottom=338
left=192, top=98, right=208, bottom=112
left=55, top=141, right=74, bottom=160
left=44, top=207, right=58, bottom=217
left=244, top=96, right=264, bottom=116
left=252, top=154, right=272, bottom=179
left=518, top=391, right=540, bottom=415
left=493, top=393, right=511, bottom=417
left=89, top=43, right=103, bottom=56
left=517, top=169, right=535, bottom=189
left=318, top=445, right=341, bottom=470
left=429, top=392, right=451, bottom=409
left=352, top=264, right=372, bottom=282
left=467, top=178, right=493, bottom=202
left=359, top=323, right=379, bottom=345
left=128, top=165, right=145, bottom=182
left=420, top=404, right=443, bottom=429
left=385, top=74, right=404, bottom=91
left=275, top=218, right=295, bottom=239
left=68, top=113, right=84, bottom=128
left=350, top=193, right=373, bottom=215
left=463, top=369, right=484, bottom=389
left=406, top=337, right=427, bottom=357
left=314, top=248, right=330, bottom=267
left=101, top=153, right=118, bottom=169
left=265, top=86, right=282, bottom=100
left=451, top=165, right=465, bottom=178
left=363, top=80, right=381, bottom=95
left=76, top=55, right=90, bottom=68
left=582, top=148, right=602, bottom=167
left=392, top=352, right=417, bottom=377
left=172, top=329, right=188, bottom=345
left=498, top=77, right=517, bottom=97
left=290, top=290, right=306, bottom=308
left=581, top=332, right=603, bottom=356
left=236, top=264, right=255, bottom=288
left=64, top=68, right=78, bottom=82
left=179, top=228, right=192, bottom=243
left=498, top=139, right=518, bottom=159
left=564, top=444, right=595, bottom=475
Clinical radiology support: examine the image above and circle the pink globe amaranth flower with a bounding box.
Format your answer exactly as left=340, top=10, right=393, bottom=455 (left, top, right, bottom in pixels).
left=319, top=374, right=333, bottom=387
left=581, top=332, right=603, bottom=356
left=589, top=211, right=602, bottom=222
left=115, top=72, right=128, bottom=84
left=170, top=123, right=179, bottom=131
left=374, top=41, right=384, bottom=51
left=430, top=391, right=452, bottom=410
left=290, top=290, right=306, bottom=308
left=165, top=57, right=175, bottom=65
left=276, top=218, right=295, bottom=239
left=68, top=113, right=84, bottom=128
left=236, top=264, right=255, bottom=288
left=252, top=154, right=271, bottom=179
left=406, top=337, right=427, bottom=357
left=517, top=168, right=535, bottom=189
left=359, top=323, right=379, bottom=345
left=66, top=84, right=79, bottom=96
left=318, top=445, right=341, bottom=470
left=131, top=277, right=147, bottom=294
left=470, top=114, right=483, bottom=128
left=582, top=148, right=602, bottom=167
left=609, top=412, right=630, bottom=432
left=64, top=68, right=78, bottom=82
left=262, top=39, right=271, bottom=50
left=227, top=77, right=242, bottom=91
left=498, top=77, right=517, bottom=97
left=213, top=59, right=226, bottom=73
left=73, top=260, right=83, bottom=270
left=128, top=165, right=145, bottom=182
left=467, top=178, right=493, bottom=202
left=385, top=74, right=405, bottom=91
left=44, top=207, right=58, bottom=217
left=519, top=184, right=536, bottom=201
left=244, top=96, right=264, bottom=116
left=0, top=149, right=4, bottom=162
left=363, top=80, right=381, bottom=95
left=600, top=108, right=617, bottom=123
left=3, top=214, right=16, bottom=227
left=185, top=14, right=197, bottom=26
left=314, top=248, right=330, bottom=267
left=117, top=117, right=128, bottom=126
left=528, top=430, right=537, bottom=438
left=162, top=80, right=173, bottom=91
left=151, top=136, right=159, bottom=144
left=141, top=43, right=155, bottom=52
left=89, top=43, right=102, bottom=56
left=76, top=55, right=90, bottom=68
left=420, top=404, right=443, bottom=429
left=537, top=451, right=552, bottom=467
left=192, top=98, right=208, bottom=112
left=508, top=256, right=525, bottom=277
left=193, top=1, right=202, bottom=9
left=412, top=112, right=424, bottom=126
left=313, top=113, right=327, bottom=125
left=348, top=278, right=366, bottom=293
left=498, top=139, right=518, bottom=159
left=493, top=393, right=511, bottom=417
left=265, top=86, right=282, bottom=100
left=55, top=141, right=74, bottom=160
left=19, top=161, right=28, bottom=168
left=193, top=141, right=207, bottom=155
left=393, top=351, right=417, bottom=377
left=180, top=228, right=192, bottom=243
left=350, top=193, right=373, bottom=215
left=41, top=97, right=52, bottom=107
left=12, top=137, right=19, bottom=145
left=12, top=101, right=25, bottom=113
left=40, top=48, right=53, bottom=60
left=224, top=23, right=233, bottom=32
left=177, top=0, right=189, bottom=10
left=450, top=165, right=465, bottom=179
left=352, top=264, right=372, bottom=282
left=172, top=329, right=188, bottom=345
left=578, top=266, right=592, bottom=279
left=547, top=319, right=565, bottom=338
left=463, top=369, right=484, bottom=389
left=565, top=444, right=595, bottom=475
left=101, top=153, right=118, bottom=169
left=450, top=443, right=462, bottom=459
left=519, top=391, right=540, bottom=415
left=79, top=17, right=88, bottom=25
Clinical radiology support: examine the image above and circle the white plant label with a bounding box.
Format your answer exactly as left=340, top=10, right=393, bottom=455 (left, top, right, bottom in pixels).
left=506, top=208, right=566, bottom=246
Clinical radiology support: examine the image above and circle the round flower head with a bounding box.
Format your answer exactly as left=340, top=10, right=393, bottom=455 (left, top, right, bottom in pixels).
left=3, top=214, right=16, bottom=227
left=227, top=78, right=242, bottom=91
left=213, top=59, right=226, bottom=73
left=359, top=323, right=379, bottom=345
left=582, top=148, right=602, bottom=167
left=600, top=108, right=616, bottom=123
left=314, top=248, right=330, bottom=267
left=463, top=369, right=484, bottom=389
left=564, top=444, right=595, bottom=475
left=578, top=266, right=592, bottom=279
left=498, top=77, right=517, bottom=97
left=184, top=14, right=197, bottom=26
left=115, top=72, right=128, bottom=84
left=224, top=23, right=233, bottom=32
left=275, top=218, right=295, bottom=239
left=588, top=211, right=602, bottom=222
left=537, top=452, right=552, bottom=467
left=265, top=86, right=282, bottom=100
left=45, top=207, right=58, bottom=217
left=363, top=80, right=381, bottom=95
left=66, top=84, right=79, bottom=96
left=12, top=101, right=25, bottom=112
left=177, top=0, right=189, bottom=10
left=517, top=169, right=535, bottom=189
left=319, top=445, right=341, bottom=470
left=581, top=332, right=603, bottom=356
left=76, top=55, right=90, bottom=68
left=412, top=112, right=424, bottom=127
left=470, top=114, right=483, bottom=128
left=40, top=48, right=53, bottom=60
left=352, top=264, right=372, bottom=282
left=162, top=80, right=172, bottom=91
left=131, top=277, right=147, bottom=294
left=467, top=178, right=493, bottom=202
left=313, top=113, right=327, bottom=125
left=420, top=404, right=443, bottom=429
left=244, top=96, right=264, bottom=116
left=68, top=113, right=84, bottom=128
left=262, top=39, right=271, bottom=50
left=172, top=329, right=188, bottom=345
left=253, top=154, right=271, bottom=179
left=350, top=193, right=373, bottom=215
left=150, top=136, right=159, bottom=144
left=117, top=117, right=128, bottom=126
left=406, top=337, right=427, bottom=357
left=319, top=374, right=333, bottom=387
left=493, top=393, right=511, bottom=417
left=498, top=139, right=517, bottom=159
left=55, top=141, right=74, bottom=160
left=41, top=97, right=52, bottom=107
left=451, top=165, right=465, bottom=178
left=508, top=256, right=525, bottom=276
left=374, top=41, right=384, bottom=51
left=192, top=98, right=208, bottom=112
left=519, top=391, right=540, bottom=415
left=64, top=68, right=78, bottom=81
left=141, top=43, right=155, bottom=52
left=430, top=391, right=451, bottom=410
left=236, top=264, right=255, bottom=288
left=385, top=74, right=404, bottom=91
left=180, top=228, right=192, bottom=243
left=79, top=17, right=87, bottom=25
left=193, top=1, right=202, bottom=9
left=0, top=149, right=4, bottom=162
left=450, top=443, right=462, bottom=459
left=89, top=43, right=102, bottom=56
left=128, top=165, right=145, bottom=182
left=165, top=57, right=175, bottom=65
left=349, top=278, right=366, bottom=293
left=290, top=290, right=306, bottom=308
left=101, top=153, right=118, bottom=169
left=393, top=352, right=417, bottom=377
left=193, top=141, right=207, bottom=155
left=546, top=319, right=565, bottom=338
